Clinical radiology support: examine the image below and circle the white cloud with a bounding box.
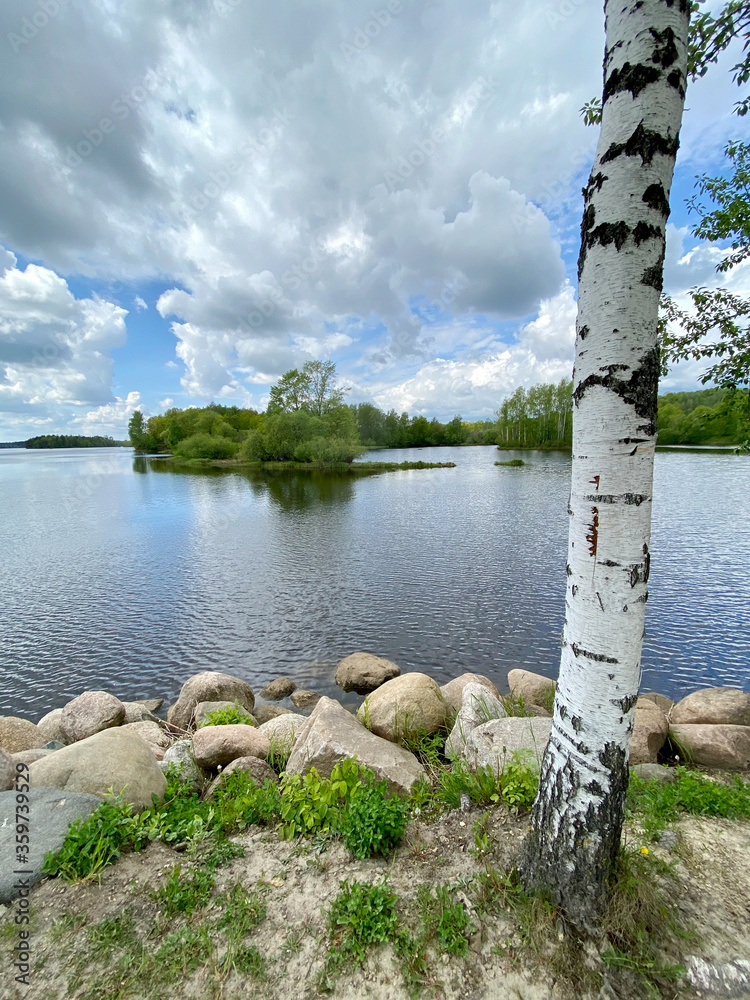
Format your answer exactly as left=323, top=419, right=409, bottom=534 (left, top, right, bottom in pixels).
left=71, top=391, right=143, bottom=437
left=134, top=295, right=148, bottom=311
left=159, top=396, right=175, bottom=408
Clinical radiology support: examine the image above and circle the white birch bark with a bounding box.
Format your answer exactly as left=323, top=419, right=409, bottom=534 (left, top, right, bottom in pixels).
left=520, top=0, right=690, bottom=931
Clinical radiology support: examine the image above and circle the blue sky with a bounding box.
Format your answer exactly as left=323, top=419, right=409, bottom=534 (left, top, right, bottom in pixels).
left=0, top=0, right=747, bottom=440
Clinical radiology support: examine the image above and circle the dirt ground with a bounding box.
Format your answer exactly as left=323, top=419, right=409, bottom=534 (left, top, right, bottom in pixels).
left=1, top=805, right=748, bottom=1000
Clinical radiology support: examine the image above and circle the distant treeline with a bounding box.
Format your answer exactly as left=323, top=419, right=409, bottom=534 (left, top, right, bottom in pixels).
left=657, top=388, right=750, bottom=446
left=24, top=435, right=128, bottom=449
left=125, top=382, right=749, bottom=462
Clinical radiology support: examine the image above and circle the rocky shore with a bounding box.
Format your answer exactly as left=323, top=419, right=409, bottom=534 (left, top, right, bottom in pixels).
left=0, top=658, right=748, bottom=1000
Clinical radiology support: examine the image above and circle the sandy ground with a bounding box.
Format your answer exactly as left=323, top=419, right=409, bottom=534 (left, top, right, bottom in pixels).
left=0, top=805, right=748, bottom=1000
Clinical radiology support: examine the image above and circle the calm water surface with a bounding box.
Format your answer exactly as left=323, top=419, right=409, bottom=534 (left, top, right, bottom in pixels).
left=1, top=445, right=748, bottom=718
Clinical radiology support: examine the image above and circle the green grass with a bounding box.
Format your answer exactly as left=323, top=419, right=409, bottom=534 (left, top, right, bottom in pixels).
left=627, top=766, right=750, bottom=839
left=417, top=884, right=475, bottom=957
left=319, top=880, right=401, bottom=989
left=155, top=864, right=215, bottom=918
left=495, top=458, right=525, bottom=467
left=197, top=701, right=256, bottom=727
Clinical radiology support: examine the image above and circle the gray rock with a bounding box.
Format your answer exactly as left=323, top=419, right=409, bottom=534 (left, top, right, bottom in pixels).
left=0, top=788, right=102, bottom=903
left=29, top=728, right=166, bottom=809
left=445, top=683, right=506, bottom=760
left=260, top=677, right=296, bottom=700
left=161, top=740, right=205, bottom=789
left=253, top=704, right=294, bottom=724
left=36, top=708, right=67, bottom=745
left=167, top=671, right=255, bottom=731
left=631, top=763, right=676, bottom=783
left=639, top=692, right=674, bottom=715
left=670, top=724, right=750, bottom=771
left=629, top=698, right=669, bottom=766
left=0, top=717, right=47, bottom=754
left=60, top=691, right=126, bottom=743
left=290, top=689, right=321, bottom=711
left=206, top=756, right=278, bottom=797
left=192, top=724, right=270, bottom=769
left=507, top=669, right=556, bottom=709
left=258, top=713, right=306, bottom=756
left=44, top=741, right=66, bottom=751
left=287, top=696, right=425, bottom=797
left=0, top=748, right=13, bottom=792
left=121, top=702, right=161, bottom=725
left=357, top=672, right=448, bottom=742
left=672, top=687, right=750, bottom=728
left=12, top=750, right=52, bottom=767
left=657, top=830, right=680, bottom=851
left=138, top=699, right=163, bottom=713
left=463, top=717, right=552, bottom=772
left=686, top=956, right=750, bottom=998
left=334, top=653, right=401, bottom=695
left=440, top=673, right=500, bottom=715
left=120, top=721, right=171, bottom=760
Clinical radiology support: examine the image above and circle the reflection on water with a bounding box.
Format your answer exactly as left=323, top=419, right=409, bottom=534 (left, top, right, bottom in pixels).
left=0, top=445, right=748, bottom=718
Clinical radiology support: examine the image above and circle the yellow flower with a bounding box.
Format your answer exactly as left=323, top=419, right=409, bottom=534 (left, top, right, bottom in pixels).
left=640, top=847, right=649, bottom=855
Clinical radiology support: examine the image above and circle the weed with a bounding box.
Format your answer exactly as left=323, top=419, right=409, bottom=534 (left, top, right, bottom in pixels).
left=470, top=814, right=492, bottom=860
left=185, top=831, right=245, bottom=870
left=417, top=884, right=475, bottom=957
left=436, top=760, right=501, bottom=809
left=42, top=796, right=140, bottom=881
left=342, top=779, right=410, bottom=858
left=496, top=459, right=526, bottom=466
left=198, top=701, right=256, bottom=727
left=156, top=864, right=215, bottom=917
left=212, top=770, right=282, bottom=832
left=155, top=924, right=212, bottom=977
left=267, top=739, right=291, bottom=774
left=399, top=729, right=447, bottom=774
left=500, top=692, right=534, bottom=717
left=627, top=766, right=750, bottom=839
left=87, top=911, right=138, bottom=959
left=320, top=879, right=400, bottom=987
left=215, top=883, right=267, bottom=936
left=221, top=943, right=267, bottom=978
left=50, top=909, right=87, bottom=941
left=278, top=758, right=364, bottom=840
left=498, top=751, right=540, bottom=813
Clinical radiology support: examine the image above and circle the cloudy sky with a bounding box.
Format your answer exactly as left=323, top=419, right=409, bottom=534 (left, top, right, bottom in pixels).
left=0, top=0, right=747, bottom=440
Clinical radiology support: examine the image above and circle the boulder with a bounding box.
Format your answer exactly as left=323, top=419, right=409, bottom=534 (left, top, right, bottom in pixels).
left=139, top=698, right=163, bottom=713
left=507, top=669, right=556, bottom=710
left=36, top=708, right=67, bottom=745
left=12, top=749, right=53, bottom=767
left=192, top=724, right=270, bottom=769
left=121, top=702, right=161, bottom=725
left=121, top=721, right=171, bottom=760
left=60, top=691, right=126, bottom=743
left=525, top=704, right=553, bottom=718
left=671, top=687, right=750, bottom=728
left=194, top=701, right=255, bottom=728
left=335, top=653, right=401, bottom=695
left=445, top=683, right=506, bottom=760
left=0, top=748, right=13, bottom=792
left=0, top=717, right=47, bottom=754
left=440, top=673, right=500, bottom=715
left=258, top=713, right=306, bottom=756
left=463, top=717, right=553, bottom=772
left=0, top=788, right=102, bottom=903
left=357, top=673, right=447, bottom=742
left=290, top=689, right=321, bottom=711
left=160, top=740, right=205, bottom=790
left=253, top=704, right=293, bottom=725
left=639, top=692, right=674, bottom=715
left=669, top=724, right=750, bottom=771
left=206, top=756, right=278, bottom=797
left=167, top=671, right=255, bottom=731
left=260, top=677, right=296, bottom=700
left=29, top=728, right=167, bottom=809
left=631, top=763, right=676, bottom=783
left=287, top=697, right=425, bottom=797
left=629, top=698, right=669, bottom=766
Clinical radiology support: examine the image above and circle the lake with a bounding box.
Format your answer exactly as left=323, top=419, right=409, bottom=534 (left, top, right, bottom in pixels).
left=1, top=445, right=748, bottom=720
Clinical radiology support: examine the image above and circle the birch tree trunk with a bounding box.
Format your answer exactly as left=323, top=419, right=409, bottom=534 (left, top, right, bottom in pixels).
left=519, top=0, right=689, bottom=932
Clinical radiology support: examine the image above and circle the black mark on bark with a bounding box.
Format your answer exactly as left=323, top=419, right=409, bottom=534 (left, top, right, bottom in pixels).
left=641, top=264, right=663, bottom=290
left=582, top=493, right=648, bottom=506
left=579, top=325, right=590, bottom=341
left=573, top=346, right=660, bottom=435
left=633, top=221, right=662, bottom=245
left=570, top=643, right=619, bottom=664
left=604, top=62, right=661, bottom=102
left=649, top=26, right=678, bottom=68
left=642, top=183, right=670, bottom=217
left=586, top=507, right=599, bottom=557
left=601, top=122, right=679, bottom=167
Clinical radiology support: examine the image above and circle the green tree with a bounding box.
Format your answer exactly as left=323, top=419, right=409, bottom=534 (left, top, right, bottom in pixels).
left=128, top=410, right=148, bottom=452
left=268, top=368, right=309, bottom=413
